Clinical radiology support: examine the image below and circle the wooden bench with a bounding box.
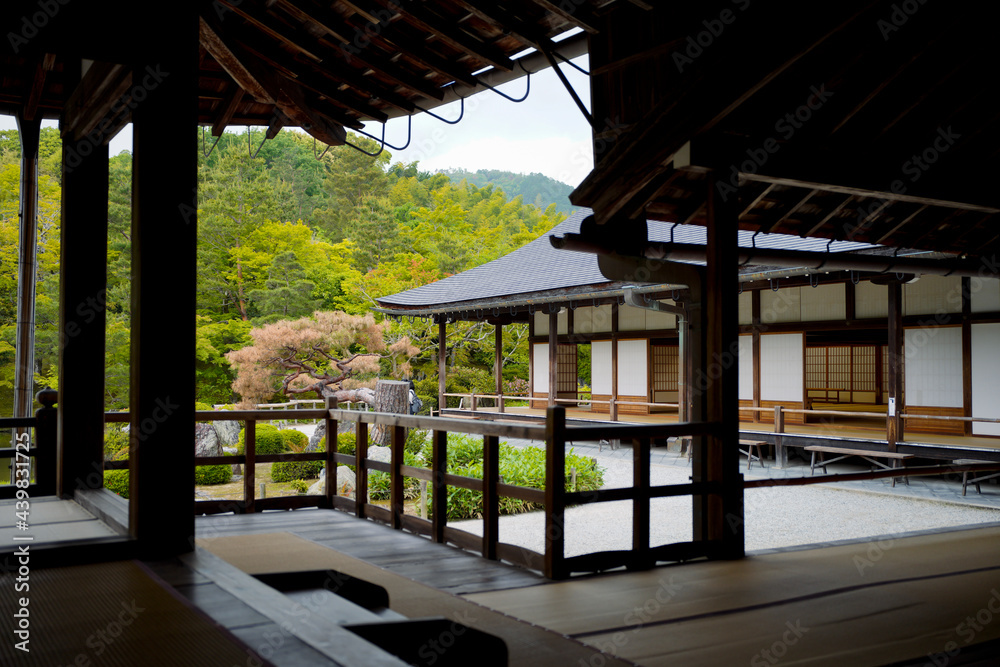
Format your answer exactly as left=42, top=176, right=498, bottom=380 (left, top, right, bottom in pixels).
left=954, top=459, right=1000, bottom=496
left=680, top=438, right=767, bottom=470
left=804, top=445, right=913, bottom=486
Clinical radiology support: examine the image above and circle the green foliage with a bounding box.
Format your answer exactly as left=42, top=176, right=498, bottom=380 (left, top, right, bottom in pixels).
left=434, top=434, right=604, bottom=521
left=271, top=432, right=326, bottom=481
left=195, top=463, right=233, bottom=485
left=289, top=479, right=310, bottom=493
left=103, top=425, right=130, bottom=461
left=237, top=424, right=288, bottom=455
left=280, top=429, right=309, bottom=452
left=103, top=470, right=130, bottom=499
left=441, top=168, right=576, bottom=217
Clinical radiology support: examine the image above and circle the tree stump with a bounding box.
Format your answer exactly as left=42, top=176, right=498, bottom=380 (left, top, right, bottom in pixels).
left=372, top=379, right=409, bottom=445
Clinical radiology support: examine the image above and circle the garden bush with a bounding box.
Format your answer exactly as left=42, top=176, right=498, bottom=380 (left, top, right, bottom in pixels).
left=103, top=469, right=129, bottom=498
left=237, top=424, right=288, bottom=455
left=103, top=425, right=130, bottom=461
left=271, top=437, right=325, bottom=482
left=280, top=429, right=309, bottom=452
left=430, top=433, right=604, bottom=521
left=194, top=463, right=233, bottom=485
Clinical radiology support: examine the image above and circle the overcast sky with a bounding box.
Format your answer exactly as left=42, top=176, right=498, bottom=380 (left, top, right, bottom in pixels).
left=1, top=54, right=593, bottom=187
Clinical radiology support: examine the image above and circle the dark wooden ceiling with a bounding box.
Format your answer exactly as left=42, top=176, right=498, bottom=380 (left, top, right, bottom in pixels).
left=573, top=0, right=1000, bottom=260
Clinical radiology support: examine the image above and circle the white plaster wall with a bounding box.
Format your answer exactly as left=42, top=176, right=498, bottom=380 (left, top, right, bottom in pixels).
left=904, top=326, right=962, bottom=408
left=738, top=291, right=752, bottom=325
left=574, top=306, right=594, bottom=334
left=646, top=305, right=676, bottom=330
left=855, top=281, right=888, bottom=319
left=761, top=287, right=801, bottom=324
left=972, top=323, right=1000, bottom=436
left=904, top=275, right=962, bottom=316
left=738, top=335, right=753, bottom=401
left=558, top=310, right=568, bottom=335
left=760, top=333, right=803, bottom=402
left=618, top=339, right=648, bottom=396
left=593, top=304, right=613, bottom=333
left=591, top=340, right=613, bottom=395
left=971, top=277, right=1000, bottom=314
left=800, top=283, right=846, bottom=321
left=618, top=304, right=646, bottom=332
left=534, top=311, right=548, bottom=336
left=532, top=343, right=548, bottom=394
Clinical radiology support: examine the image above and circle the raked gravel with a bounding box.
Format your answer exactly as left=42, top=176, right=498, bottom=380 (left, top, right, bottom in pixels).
left=450, top=443, right=1000, bottom=555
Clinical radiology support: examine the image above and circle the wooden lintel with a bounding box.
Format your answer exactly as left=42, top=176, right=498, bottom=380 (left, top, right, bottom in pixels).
left=200, top=16, right=275, bottom=104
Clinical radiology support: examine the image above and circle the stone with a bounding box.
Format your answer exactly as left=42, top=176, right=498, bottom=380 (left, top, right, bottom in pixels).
left=367, top=445, right=391, bottom=463
left=213, top=414, right=241, bottom=446
left=307, top=466, right=356, bottom=497
left=194, top=423, right=221, bottom=458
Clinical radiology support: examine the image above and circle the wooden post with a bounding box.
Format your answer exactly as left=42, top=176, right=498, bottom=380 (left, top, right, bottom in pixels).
left=431, top=429, right=447, bottom=543
left=482, top=434, right=499, bottom=560
left=390, top=425, right=405, bottom=529
left=33, top=388, right=58, bottom=496
left=774, top=406, right=787, bottom=468
left=611, top=304, right=619, bottom=421
left=699, top=169, right=743, bottom=559
left=845, top=280, right=857, bottom=323
left=128, top=16, right=199, bottom=556
left=962, top=277, right=973, bottom=437
left=355, top=421, right=368, bottom=518
left=544, top=407, right=566, bottom=579
left=887, top=281, right=904, bottom=451
left=438, top=318, right=447, bottom=415
left=495, top=323, right=505, bottom=413
left=325, top=397, right=338, bottom=508
left=56, top=108, right=109, bottom=497
left=752, top=290, right=762, bottom=424
left=548, top=311, right=558, bottom=407
left=632, top=436, right=651, bottom=569
left=243, top=420, right=256, bottom=514
left=13, top=114, right=41, bottom=469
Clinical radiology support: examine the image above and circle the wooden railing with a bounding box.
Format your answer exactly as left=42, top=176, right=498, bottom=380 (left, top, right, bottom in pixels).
left=0, top=390, right=58, bottom=499
left=443, top=392, right=680, bottom=415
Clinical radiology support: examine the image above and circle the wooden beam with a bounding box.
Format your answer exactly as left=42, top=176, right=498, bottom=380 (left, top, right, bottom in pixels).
left=367, top=0, right=514, bottom=71
left=199, top=17, right=274, bottom=104
left=438, top=319, right=446, bottom=415
left=755, top=188, right=818, bottom=235
left=886, top=282, right=904, bottom=451
left=610, top=304, right=619, bottom=421
left=532, top=0, right=601, bottom=34
left=211, top=85, right=244, bottom=136
left=804, top=194, right=854, bottom=238
left=875, top=204, right=930, bottom=245
left=62, top=61, right=133, bottom=142
left=495, top=323, right=504, bottom=414
left=738, top=182, right=776, bottom=219
left=752, top=290, right=761, bottom=423
left=962, top=277, right=973, bottom=437
left=23, top=53, right=56, bottom=122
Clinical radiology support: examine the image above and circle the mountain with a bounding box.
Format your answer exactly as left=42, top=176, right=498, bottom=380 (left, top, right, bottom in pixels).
left=440, top=168, right=576, bottom=216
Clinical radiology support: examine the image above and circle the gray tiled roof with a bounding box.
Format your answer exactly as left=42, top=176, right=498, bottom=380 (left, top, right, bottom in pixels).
left=377, top=208, right=879, bottom=308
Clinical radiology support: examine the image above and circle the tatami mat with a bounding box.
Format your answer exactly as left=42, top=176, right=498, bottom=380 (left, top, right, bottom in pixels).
left=0, top=560, right=263, bottom=666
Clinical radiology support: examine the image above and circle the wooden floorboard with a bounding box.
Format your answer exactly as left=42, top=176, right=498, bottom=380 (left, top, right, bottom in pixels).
left=196, top=509, right=549, bottom=594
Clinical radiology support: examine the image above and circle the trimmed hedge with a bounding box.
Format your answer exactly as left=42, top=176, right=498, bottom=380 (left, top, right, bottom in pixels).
left=103, top=469, right=129, bottom=498
left=195, top=464, right=233, bottom=485
left=237, top=424, right=288, bottom=455
left=280, top=429, right=309, bottom=452
left=271, top=437, right=325, bottom=483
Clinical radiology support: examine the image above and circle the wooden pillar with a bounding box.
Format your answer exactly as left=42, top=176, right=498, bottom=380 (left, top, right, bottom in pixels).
left=751, top=290, right=761, bottom=424
left=128, top=14, right=199, bottom=556
left=697, top=170, right=743, bottom=558
left=886, top=281, right=904, bottom=451
left=611, top=303, right=619, bottom=421
left=961, top=277, right=973, bottom=437
left=548, top=311, right=558, bottom=408
left=438, top=318, right=447, bottom=415
left=13, top=114, right=41, bottom=464
left=57, top=105, right=110, bottom=497
left=845, top=280, right=857, bottom=323
left=495, top=323, right=504, bottom=413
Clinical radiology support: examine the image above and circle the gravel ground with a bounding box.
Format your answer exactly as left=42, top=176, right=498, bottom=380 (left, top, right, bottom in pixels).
left=451, top=444, right=1000, bottom=555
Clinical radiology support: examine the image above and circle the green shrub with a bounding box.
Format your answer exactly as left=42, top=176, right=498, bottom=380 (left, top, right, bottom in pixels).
left=103, top=425, right=130, bottom=461
left=195, top=464, right=233, bottom=485
left=430, top=434, right=604, bottom=521
left=194, top=401, right=214, bottom=423
left=289, top=479, right=310, bottom=493
left=237, top=424, right=288, bottom=455
left=368, top=450, right=423, bottom=501
left=271, top=436, right=326, bottom=482
left=405, top=429, right=428, bottom=457
left=103, top=469, right=129, bottom=498
left=280, top=429, right=309, bottom=452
